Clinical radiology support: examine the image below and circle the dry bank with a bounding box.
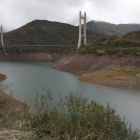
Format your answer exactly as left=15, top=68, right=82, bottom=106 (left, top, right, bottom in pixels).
left=53, top=53, right=140, bottom=90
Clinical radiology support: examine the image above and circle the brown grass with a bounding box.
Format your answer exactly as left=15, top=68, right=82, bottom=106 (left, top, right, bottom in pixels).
left=117, top=72, right=131, bottom=76
left=0, top=90, right=30, bottom=116
left=79, top=69, right=140, bottom=90
left=105, top=74, right=115, bottom=77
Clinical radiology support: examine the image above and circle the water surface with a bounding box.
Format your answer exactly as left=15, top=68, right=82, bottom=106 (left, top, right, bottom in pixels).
left=0, top=60, right=140, bottom=130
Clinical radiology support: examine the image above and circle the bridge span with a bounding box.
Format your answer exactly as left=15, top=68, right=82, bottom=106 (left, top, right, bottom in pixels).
left=0, top=44, right=92, bottom=48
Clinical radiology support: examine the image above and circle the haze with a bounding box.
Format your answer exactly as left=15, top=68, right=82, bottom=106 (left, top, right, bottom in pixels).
left=1, top=0, right=140, bottom=31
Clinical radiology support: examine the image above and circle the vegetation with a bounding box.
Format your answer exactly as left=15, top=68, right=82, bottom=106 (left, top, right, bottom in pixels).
left=96, top=49, right=104, bottom=55
left=6, top=34, right=140, bottom=55
left=77, top=36, right=140, bottom=56
left=3, top=20, right=107, bottom=46
left=109, top=66, right=140, bottom=74
left=64, top=49, right=69, bottom=54
left=79, top=47, right=87, bottom=54
left=123, top=30, right=140, bottom=42
left=5, top=46, right=76, bottom=53
left=0, top=90, right=140, bottom=140
left=86, top=20, right=140, bottom=37
left=0, top=90, right=35, bottom=139
left=3, top=20, right=140, bottom=56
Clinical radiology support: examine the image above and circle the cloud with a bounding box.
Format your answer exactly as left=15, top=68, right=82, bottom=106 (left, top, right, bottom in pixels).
left=0, top=0, right=140, bottom=31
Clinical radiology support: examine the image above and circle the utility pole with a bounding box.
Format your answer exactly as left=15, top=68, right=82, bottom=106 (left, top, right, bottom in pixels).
left=1, top=25, right=5, bottom=50
left=77, top=11, right=87, bottom=49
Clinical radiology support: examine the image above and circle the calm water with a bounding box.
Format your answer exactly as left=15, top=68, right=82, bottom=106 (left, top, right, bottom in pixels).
left=0, top=60, right=140, bottom=130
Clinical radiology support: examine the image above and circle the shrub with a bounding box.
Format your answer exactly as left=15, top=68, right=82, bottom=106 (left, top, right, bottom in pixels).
left=85, top=45, right=92, bottom=50
left=31, top=93, right=140, bottom=140
left=136, top=52, right=140, bottom=56
left=112, top=38, right=122, bottom=47
left=96, top=49, right=104, bottom=55
left=18, top=49, right=22, bottom=53
left=79, top=47, right=87, bottom=54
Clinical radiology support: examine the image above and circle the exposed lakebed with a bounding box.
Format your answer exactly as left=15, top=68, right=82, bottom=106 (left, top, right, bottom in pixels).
left=0, top=60, right=140, bottom=130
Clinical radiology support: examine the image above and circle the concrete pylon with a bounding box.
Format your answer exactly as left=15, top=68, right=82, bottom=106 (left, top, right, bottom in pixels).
left=1, top=25, right=4, bottom=50
left=77, top=11, right=87, bottom=49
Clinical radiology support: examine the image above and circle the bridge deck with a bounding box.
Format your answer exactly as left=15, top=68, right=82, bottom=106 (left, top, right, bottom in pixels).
left=0, top=44, right=92, bottom=48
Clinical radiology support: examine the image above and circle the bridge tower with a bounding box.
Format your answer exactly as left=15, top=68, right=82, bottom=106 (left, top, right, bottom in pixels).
left=0, top=25, right=4, bottom=50
left=77, top=11, right=87, bottom=49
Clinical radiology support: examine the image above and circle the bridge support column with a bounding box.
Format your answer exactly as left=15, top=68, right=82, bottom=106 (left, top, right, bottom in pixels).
left=1, top=25, right=4, bottom=50
left=77, top=11, right=87, bottom=49
left=83, top=12, right=87, bottom=46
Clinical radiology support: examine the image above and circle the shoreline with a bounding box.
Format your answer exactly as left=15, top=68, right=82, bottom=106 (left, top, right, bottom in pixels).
left=78, top=69, right=140, bottom=90
left=0, top=72, right=30, bottom=115
left=0, top=51, right=64, bottom=111
left=0, top=52, right=63, bottom=60
left=0, top=89, right=30, bottom=117
left=53, top=54, right=140, bottom=90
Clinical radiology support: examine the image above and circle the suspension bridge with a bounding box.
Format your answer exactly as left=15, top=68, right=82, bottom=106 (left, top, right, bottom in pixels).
left=0, top=11, right=93, bottom=50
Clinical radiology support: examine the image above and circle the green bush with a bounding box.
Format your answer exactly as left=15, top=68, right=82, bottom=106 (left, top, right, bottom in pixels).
left=136, top=52, right=140, bottom=56
left=112, top=38, right=122, bottom=47
left=96, top=49, right=104, bottom=55
left=31, top=93, right=140, bottom=140
left=79, top=47, right=87, bottom=54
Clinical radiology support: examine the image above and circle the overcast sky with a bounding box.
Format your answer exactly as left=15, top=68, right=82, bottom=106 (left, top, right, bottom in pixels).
left=1, top=0, right=140, bottom=31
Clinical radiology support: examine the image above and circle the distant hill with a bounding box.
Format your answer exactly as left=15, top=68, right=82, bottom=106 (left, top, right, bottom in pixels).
left=86, top=20, right=140, bottom=37
left=3, top=20, right=107, bottom=46
left=123, top=30, right=140, bottom=42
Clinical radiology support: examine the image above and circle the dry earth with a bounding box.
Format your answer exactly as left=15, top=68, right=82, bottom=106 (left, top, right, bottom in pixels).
left=53, top=54, right=140, bottom=73
left=53, top=54, right=140, bottom=90
left=79, top=69, right=140, bottom=90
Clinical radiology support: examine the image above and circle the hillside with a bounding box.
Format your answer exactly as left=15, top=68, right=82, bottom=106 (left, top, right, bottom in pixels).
left=76, top=36, right=140, bottom=56
left=123, top=30, right=140, bottom=42
left=86, top=20, right=140, bottom=37
left=3, top=20, right=107, bottom=46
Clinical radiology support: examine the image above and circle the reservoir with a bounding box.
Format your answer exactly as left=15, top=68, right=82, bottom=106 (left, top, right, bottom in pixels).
left=0, top=60, right=140, bottom=131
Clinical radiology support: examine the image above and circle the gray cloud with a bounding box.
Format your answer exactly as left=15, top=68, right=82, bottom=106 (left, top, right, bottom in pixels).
left=0, top=0, right=140, bottom=31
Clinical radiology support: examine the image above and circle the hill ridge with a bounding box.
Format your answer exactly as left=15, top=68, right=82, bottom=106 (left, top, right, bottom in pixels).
left=86, top=20, right=140, bottom=37
left=4, top=20, right=107, bottom=46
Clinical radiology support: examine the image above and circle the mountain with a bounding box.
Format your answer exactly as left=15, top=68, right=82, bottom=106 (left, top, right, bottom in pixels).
left=86, top=20, right=140, bottom=37
left=123, top=30, right=140, bottom=42
left=3, top=20, right=107, bottom=46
